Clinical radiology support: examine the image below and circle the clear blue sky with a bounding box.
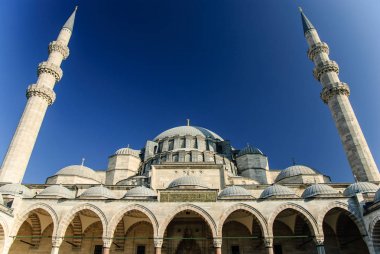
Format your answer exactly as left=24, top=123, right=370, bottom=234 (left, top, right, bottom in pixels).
left=0, top=1, right=379, bottom=184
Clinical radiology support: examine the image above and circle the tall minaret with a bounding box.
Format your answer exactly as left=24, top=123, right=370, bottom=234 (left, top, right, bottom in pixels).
left=300, top=8, right=380, bottom=182
left=0, top=7, right=78, bottom=183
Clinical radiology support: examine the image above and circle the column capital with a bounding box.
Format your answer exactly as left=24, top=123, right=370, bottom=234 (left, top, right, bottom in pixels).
left=52, top=236, right=63, bottom=248
left=37, top=61, right=63, bottom=82
left=213, top=238, right=222, bottom=248
left=26, top=84, right=56, bottom=105
left=154, top=238, right=163, bottom=248
left=314, top=235, right=324, bottom=246
left=320, top=82, right=350, bottom=103
left=102, top=237, right=113, bottom=248
left=264, top=237, right=273, bottom=248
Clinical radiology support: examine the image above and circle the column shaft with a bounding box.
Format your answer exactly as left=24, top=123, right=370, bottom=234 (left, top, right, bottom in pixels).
left=266, top=247, right=274, bottom=254
left=155, top=247, right=162, bottom=254
left=316, top=245, right=326, bottom=254
left=102, top=247, right=110, bottom=254
left=51, top=246, right=60, bottom=254
left=215, top=247, right=221, bottom=254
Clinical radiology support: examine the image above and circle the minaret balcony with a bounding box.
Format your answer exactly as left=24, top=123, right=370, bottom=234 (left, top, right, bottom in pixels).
left=320, top=82, right=350, bottom=103
left=313, top=60, right=339, bottom=81
left=49, top=41, right=70, bottom=60
left=307, top=42, right=329, bottom=60
left=26, top=84, right=56, bottom=105
left=37, top=61, right=63, bottom=82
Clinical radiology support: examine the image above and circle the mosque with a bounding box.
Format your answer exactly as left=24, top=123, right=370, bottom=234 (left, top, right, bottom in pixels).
left=0, top=6, right=380, bottom=254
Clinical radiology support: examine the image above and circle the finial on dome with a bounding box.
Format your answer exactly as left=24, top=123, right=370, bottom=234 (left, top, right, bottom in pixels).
left=63, top=6, right=78, bottom=32
left=186, top=119, right=190, bottom=126
left=81, top=158, right=85, bottom=167
left=298, top=7, right=303, bottom=12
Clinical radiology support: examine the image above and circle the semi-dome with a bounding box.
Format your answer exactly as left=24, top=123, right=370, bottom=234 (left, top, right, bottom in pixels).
left=302, top=184, right=339, bottom=198
left=168, top=176, right=208, bottom=189
left=154, top=126, right=224, bottom=141
left=276, top=165, right=317, bottom=182
left=80, top=185, right=116, bottom=199
left=38, top=185, right=74, bottom=199
left=54, top=165, right=101, bottom=183
left=115, top=147, right=140, bottom=157
left=237, top=145, right=263, bottom=157
left=260, top=185, right=296, bottom=199
left=0, top=183, right=34, bottom=198
left=343, top=182, right=378, bottom=197
left=123, top=186, right=157, bottom=198
left=219, top=186, right=252, bottom=198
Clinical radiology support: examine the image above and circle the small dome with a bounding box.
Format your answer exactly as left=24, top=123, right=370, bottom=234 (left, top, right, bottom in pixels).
left=123, top=186, right=157, bottom=198
left=0, top=183, right=34, bottom=198
left=115, top=147, right=140, bottom=157
left=219, top=186, right=252, bottom=197
left=154, top=126, right=223, bottom=141
left=168, top=176, right=207, bottom=189
left=260, top=185, right=296, bottom=199
left=54, top=165, right=102, bottom=183
left=302, top=184, right=339, bottom=198
left=276, top=165, right=317, bottom=182
left=237, top=145, right=263, bottom=157
left=81, top=185, right=116, bottom=199
left=343, top=182, right=378, bottom=197
left=38, top=185, right=74, bottom=199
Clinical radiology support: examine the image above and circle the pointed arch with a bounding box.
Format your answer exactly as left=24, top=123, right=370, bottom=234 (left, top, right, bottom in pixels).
left=107, top=204, right=158, bottom=237
left=11, top=203, right=58, bottom=236
left=268, top=202, right=319, bottom=236
left=316, top=201, right=366, bottom=236
left=217, top=203, right=268, bottom=237
left=158, top=204, right=217, bottom=238
left=56, top=203, right=107, bottom=238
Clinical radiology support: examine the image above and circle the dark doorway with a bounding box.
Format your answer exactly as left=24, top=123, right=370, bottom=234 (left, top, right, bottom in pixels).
left=137, top=245, right=146, bottom=254
left=93, top=245, right=103, bottom=254
left=231, top=245, right=240, bottom=254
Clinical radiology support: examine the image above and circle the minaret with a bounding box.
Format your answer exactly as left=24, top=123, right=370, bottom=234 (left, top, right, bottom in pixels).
left=300, top=8, right=380, bottom=182
left=0, top=7, right=78, bottom=183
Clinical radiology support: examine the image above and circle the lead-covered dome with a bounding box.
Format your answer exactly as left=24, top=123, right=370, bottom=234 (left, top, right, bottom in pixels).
left=0, top=183, right=34, bottom=198
left=154, top=126, right=223, bottom=141
left=237, top=145, right=263, bottom=157
left=80, top=185, right=116, bottom=199
left=276, top=165, right=317, bottom=182
left=54, top=165, right=102, bottom=183
left=123, top=186, right=157, bottom=198
left=219, top=186, right=252, bottom=198
left=115, top=147, right=140, bottom=157
left=168, top=176, right=208, bottom=189
left=343, top=182, right=378, bottom=197
left=38, top=185, right=74, bottom=199
left=302, top=184, right=339, bottom=198
left=260, top=185, right=296, bottom=199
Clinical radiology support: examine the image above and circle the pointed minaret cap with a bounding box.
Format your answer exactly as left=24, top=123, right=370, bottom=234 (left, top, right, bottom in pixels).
left=63, top=6, right=78, bottom=32
left=299, top=7, right=315, bottom=35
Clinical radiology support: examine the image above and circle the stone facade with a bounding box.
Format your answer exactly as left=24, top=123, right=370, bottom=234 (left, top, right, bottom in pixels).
left=0, top=7, right=380, bottom=254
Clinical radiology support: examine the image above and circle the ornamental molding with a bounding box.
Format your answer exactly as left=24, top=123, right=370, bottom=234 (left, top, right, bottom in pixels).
left=264, top=237, right=273, bottom=248
left=26, top=84, right=56, bottom=105
left=320, top=82, right=350, bottom=103
left=48, top=41, right=69, bottom=60
left=313, top=60, right=339, bottom=81
left=102, top=238, right=112, bottom=248
left=307, top=42, right=329, bottom=60
left=51, top=237, right=63, bottom=247
left=314, top=235, right=324, bottom=246
left=154, top=238, right=163, bottom=247
left=37, top=61, right=63, bottom=82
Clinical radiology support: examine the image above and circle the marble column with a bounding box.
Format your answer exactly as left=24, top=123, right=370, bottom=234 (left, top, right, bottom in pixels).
left=264, top=237, right=274, bottom=254
left=213, top=238, right=222, bottom=254
left=314, top=236, right=326, bottom=254
left=51, top=237, right=62, bottom=254
left=154, top=238, right=163, bottom=254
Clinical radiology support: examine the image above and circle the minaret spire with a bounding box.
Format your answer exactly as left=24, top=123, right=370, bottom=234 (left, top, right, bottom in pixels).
left=300, top=9, right=380, bottom=182
left=0, top=8, right=77, bottom=183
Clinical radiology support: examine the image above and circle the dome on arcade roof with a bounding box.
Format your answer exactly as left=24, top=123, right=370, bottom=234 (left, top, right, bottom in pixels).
left=237, top=144, right=263, bottom=157
left=0, top=183, right=34, bottom=198
left=343, top=182, right=378, bottom=197
left=154, top=126, right=224, bottom=141
left=276, top=165, right=318, bottom=182
left=219, top=186, right=252, bottom=198
left=168, top=176, right=208, bottom=189
left=115, top=147, right=140, bottom=157
left=80, top=185, right=116, bottom=199
left=123, top=186, right=157, bottom=198
left=260, top=185, right=296, bottom=199
left=54, top=165, right=102, bottom=183
left=302, top=184, right=339, bottom=199
left=38, top=185, right=74, bottom=199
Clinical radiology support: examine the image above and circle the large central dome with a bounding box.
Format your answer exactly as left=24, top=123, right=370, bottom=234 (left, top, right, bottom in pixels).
left=154, top=126, right=224, bottom=141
